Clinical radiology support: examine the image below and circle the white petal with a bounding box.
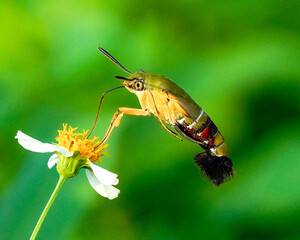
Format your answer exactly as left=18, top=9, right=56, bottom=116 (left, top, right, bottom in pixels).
left=101, top=185, right=120, bottom=200
left=15, top=131, right=73, bottom=157
left=48, top=154, right=59, bottom=169
left=89, top=160, right=119, bottom=186
left=113, top=178, right=119, bottom=185
left=86, top=169, right=120, bottom=200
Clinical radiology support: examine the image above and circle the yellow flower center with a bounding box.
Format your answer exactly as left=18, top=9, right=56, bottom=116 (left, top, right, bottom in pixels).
left=55, top=124, right=108, bottom=162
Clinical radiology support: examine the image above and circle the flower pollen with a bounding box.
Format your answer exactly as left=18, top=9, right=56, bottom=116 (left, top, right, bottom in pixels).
left=55, top=124, right=107, bottom=162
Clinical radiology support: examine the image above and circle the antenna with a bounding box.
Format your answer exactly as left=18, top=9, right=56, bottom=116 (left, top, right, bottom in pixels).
left=98, top=47, right=132, bottom=74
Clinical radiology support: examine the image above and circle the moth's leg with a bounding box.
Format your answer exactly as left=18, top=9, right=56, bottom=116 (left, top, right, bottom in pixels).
left=97, top=107, right=150, bottom=146
left=147, top=91, right=182, bottom=141
left=154, top=115, right=182, bottom=141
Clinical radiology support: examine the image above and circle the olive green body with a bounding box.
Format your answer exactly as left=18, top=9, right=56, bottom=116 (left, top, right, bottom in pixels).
left=122, top=72, right=228, bottom=157
left=98, top=46, right=233, bottom=186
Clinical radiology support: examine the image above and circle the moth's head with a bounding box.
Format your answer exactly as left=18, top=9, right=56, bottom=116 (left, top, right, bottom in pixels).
left=98, top=47, right=148, bottom=93
left=115, top=72, right=147, bottom=93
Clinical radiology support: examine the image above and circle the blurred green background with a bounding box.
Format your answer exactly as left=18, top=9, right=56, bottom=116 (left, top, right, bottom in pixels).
left=1, top=0, right=300, bottom=239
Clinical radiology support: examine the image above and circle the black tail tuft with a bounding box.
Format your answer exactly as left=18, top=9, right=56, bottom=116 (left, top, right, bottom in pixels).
left=194, top=152, right=234, bottom=186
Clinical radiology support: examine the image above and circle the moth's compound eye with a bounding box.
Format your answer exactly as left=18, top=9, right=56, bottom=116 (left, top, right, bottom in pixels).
left=134, top=80, right=144, bottom=91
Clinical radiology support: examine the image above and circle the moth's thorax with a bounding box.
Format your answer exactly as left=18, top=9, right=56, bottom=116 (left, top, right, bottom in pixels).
left=134, top=89, right=186, bottom=125
left=123, top=71, right=201, bottom=123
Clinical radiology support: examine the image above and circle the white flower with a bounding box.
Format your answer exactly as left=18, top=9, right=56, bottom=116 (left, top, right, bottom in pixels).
left=15, top=130, right=120, bottom=200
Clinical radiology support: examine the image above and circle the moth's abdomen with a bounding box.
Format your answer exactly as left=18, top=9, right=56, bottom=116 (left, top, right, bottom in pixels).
left=174, top=109, right=228, bottom=156
left=173, top=109, right=234, bottom=185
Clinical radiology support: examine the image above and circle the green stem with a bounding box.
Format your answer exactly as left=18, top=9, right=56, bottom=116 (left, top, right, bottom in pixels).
left=30, top=176, right=67, bottom=240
